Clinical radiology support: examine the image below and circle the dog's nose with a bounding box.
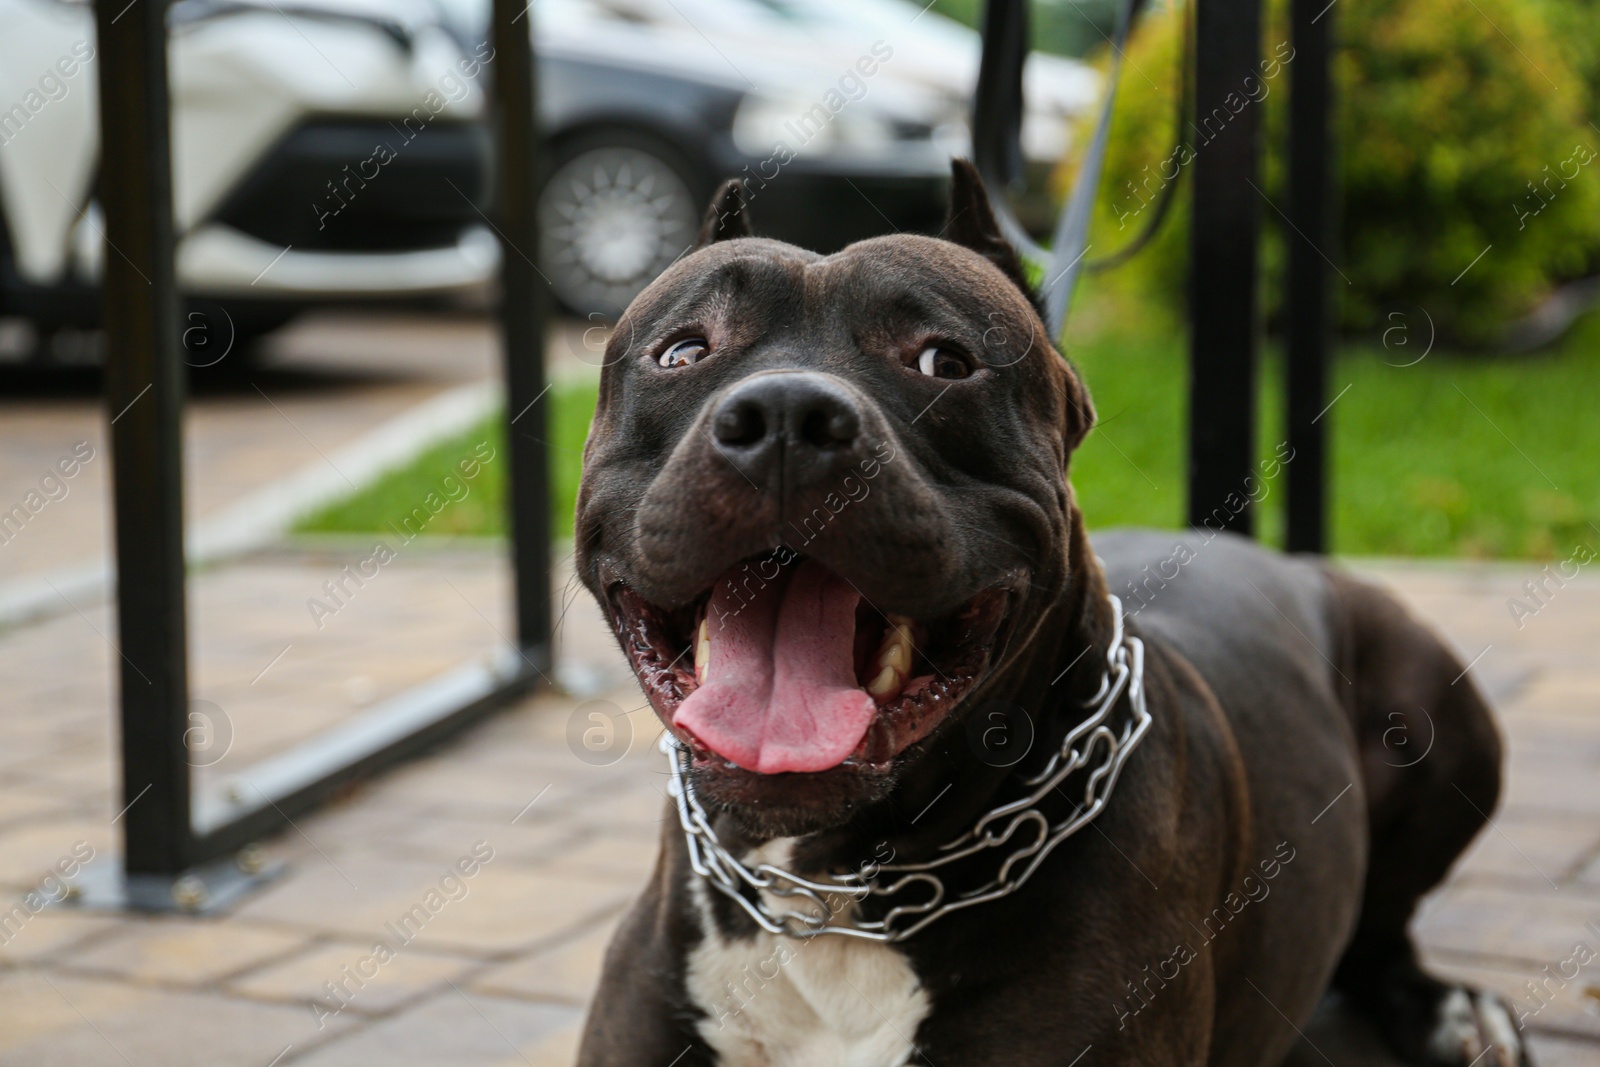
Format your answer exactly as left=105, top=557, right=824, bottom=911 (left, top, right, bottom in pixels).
left=711, top=372, right=862, bottom=490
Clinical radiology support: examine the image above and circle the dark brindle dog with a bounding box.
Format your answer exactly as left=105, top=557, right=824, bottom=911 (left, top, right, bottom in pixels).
left=571, top=161, right=1527, bottom=1067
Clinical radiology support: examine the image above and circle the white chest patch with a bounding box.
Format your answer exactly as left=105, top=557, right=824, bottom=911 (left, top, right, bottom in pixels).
left=685, top=840, right=931, bottom=1067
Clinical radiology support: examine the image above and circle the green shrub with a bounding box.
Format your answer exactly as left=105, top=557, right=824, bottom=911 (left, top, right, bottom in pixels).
left=1076, top=0, right=1600, bottom=345
left=1532, top=0, right=1600, bottom=120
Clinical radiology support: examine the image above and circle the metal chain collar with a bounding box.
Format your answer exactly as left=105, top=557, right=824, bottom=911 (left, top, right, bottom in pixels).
left=664, top=595, right=1152, bottom=943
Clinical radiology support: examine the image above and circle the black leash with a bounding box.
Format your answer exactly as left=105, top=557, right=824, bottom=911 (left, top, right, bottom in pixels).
left=1085, top=0, right=1193, bottom=274
left=1038, top=0, right=1142, bottom=333
left=972, top=0, right=1189, bottom=338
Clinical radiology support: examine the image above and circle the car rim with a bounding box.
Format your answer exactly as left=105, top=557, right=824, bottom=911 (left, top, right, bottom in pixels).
left=540, top=145, right=697, bottom=316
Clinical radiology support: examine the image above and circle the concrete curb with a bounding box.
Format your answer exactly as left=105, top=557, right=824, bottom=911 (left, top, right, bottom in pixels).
left=0, top=379, right=502, bottom=631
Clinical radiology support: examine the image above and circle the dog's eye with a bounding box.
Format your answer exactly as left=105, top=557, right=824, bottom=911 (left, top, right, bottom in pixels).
left=659, top=337, right=709, bottom=368
left=915, top=345, right=970, bottom=380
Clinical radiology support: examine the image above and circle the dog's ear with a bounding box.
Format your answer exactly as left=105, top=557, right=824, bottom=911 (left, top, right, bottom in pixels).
left=944, top=159, right=1038, bottom=311
left=1061, top=359, right=1096, bottom=454
left=697, top=179, right=753, bottom=246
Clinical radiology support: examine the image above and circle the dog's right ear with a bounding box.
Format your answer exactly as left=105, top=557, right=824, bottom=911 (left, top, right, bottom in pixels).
left=943, top=159, right=1040, bottom=314
left=697, top=179, right=753, bottom=246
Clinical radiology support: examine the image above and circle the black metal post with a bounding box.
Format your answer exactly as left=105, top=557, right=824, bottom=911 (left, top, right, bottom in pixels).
left=1187, top=0, right=1262, bottom=535
left=98, top=0, right=193, bottom=875
left=493, top=0, right=553, bottom=668
left=1286, top=0, right=1334, bottom=552
left=71, top=0, right=551, bottom=913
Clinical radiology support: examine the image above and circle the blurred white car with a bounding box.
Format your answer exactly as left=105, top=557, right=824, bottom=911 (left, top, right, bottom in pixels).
left=433, top=0, right=1099, bottom=316
left=0, top=0, right=499, bottom=356
left=0, top=0, right=1099, bottom=346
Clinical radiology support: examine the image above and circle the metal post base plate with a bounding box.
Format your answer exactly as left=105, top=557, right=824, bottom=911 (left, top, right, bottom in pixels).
left=54, top=849, right=286, bottom=915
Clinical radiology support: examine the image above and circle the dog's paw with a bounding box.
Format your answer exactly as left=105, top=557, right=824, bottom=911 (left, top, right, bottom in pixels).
left=1421, top=987, right=1532, bottom=1067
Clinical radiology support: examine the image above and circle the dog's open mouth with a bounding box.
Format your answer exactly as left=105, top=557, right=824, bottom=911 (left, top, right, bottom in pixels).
left=607, top=554, right=1010, bottom=775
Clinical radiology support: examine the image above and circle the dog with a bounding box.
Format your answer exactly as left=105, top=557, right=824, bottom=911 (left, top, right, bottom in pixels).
left=571, top=160, right=1527, bottom=1067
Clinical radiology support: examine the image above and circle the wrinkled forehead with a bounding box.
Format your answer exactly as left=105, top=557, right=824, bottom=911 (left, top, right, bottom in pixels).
left=620, top=235, right=1041, bottom=339
left=821, top=236, right=1042, bottom=330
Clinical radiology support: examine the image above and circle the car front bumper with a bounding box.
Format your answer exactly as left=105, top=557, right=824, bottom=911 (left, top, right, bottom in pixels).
left=177, top=223, right=500, bottom=299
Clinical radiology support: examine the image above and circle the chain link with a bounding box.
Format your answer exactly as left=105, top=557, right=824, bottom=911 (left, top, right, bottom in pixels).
left=665, top=595, right=1152, bottom=943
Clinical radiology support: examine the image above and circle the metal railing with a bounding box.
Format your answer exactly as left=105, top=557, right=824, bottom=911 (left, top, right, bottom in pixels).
left=91, top=0, right=551, bottom=909
left=971, top=0, right=1334, bottom=550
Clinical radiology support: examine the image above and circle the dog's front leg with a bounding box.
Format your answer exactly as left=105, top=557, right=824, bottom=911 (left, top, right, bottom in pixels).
left=577, top=865, right=714, bottom=1067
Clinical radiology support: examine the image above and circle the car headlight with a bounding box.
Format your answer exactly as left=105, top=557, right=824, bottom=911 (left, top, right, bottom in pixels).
left=732, top=92, right=899, bottom=158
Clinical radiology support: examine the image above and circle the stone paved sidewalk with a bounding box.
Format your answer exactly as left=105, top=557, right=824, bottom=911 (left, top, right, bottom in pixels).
left=0, top=312, right=601, bottom=623
left=0, top=550, right=1595, bottom=1066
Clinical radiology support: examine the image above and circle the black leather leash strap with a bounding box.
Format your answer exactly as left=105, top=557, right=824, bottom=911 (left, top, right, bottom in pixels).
left=1039, top=0, right=1141, bottom=333
left=972, top=0, right=1179, bottom=338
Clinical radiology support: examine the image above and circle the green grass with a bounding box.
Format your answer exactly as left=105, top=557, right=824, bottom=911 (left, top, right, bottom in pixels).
left=1326, top=335, right=1600, bottom=558
left=298, top=307, right=1600, bottom=561
left=295, top=377, right=598, bottom=540
left=1066, top=295, right=1600, bottom=559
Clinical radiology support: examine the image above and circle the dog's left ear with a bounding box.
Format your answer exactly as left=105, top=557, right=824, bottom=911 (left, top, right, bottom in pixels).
left=944, top=159, right=1038, bottom=311
left=697, top=179, right=753, bottom=246
left=1061, top=360, right=1096, bottom=454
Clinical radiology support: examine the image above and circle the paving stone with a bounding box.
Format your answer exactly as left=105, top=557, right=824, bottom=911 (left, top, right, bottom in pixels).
left=0, top=970, right=351, bottom=1066
left=401, top=865, right=633, bottom=956
left=178, top=558, right=511, bottom=770
left=0, top=786, right=77, bottom=829
left=0, top=529, right=1593, bottom=1059
left=545, top=830, right=660, bottom=883
left=0, top=820, right=110, bottom=892
left=1575, top=852, right=1600, bottom=890
left=6, top=757, right=115, bottom=803
left=1527, top=1032, right=1600, bottom=1067
left=1513, top=674, right=1600, bottom=713
left=520, top=1018, right=584, bottom=1067
left=0, top=911, right=124, bottom=967
left=289, top=988, right=578, bottom=1067
left=273, top=795, right=428, bottom=847
left=365, top=754, right=587, bottom=822
left=1452, top=812, right=1600, bottom=885
left=229, top=940, right=484, bottom=1015
left=1414, top=884, right=1600, bottom=968
left=224, top=775, right=557, bottom=867
left=471, top=914, right=625, bottom=1005
left=0, top=969, right=144, bottom=1055
left=234, top=850, right=632, bottom=956
left=345, top=813, right=580, bottom=868
left=1496, top=722, right=1600, bottom=765
left=233, top=852, right=505, bottom=941
left=570, top=777, right=676, bottom=829
left=56, top=917, right=312, bottom=986
left=1501, top=756, right=1600, bottom=816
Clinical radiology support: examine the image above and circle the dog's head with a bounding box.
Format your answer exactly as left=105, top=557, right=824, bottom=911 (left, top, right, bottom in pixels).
left=576, top=160, right=1096, bottom=837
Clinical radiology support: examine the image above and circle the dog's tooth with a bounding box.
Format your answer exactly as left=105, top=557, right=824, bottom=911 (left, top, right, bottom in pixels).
left=867, top=665, right=902, bottom=701
left=865, top=619, right=914, bottom=702
left=695, top=618, right=710, bottom=683
left=887, top=626, right=912, bottom=673
left=876, top=618, right=913, bottom=675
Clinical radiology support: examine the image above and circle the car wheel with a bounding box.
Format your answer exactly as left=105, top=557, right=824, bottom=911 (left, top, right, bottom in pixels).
left=539, top=136, right=703, bottom=318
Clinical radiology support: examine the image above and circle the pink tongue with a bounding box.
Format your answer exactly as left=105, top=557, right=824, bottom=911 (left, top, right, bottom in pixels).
left=673, top=560, right=876, bottom=774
